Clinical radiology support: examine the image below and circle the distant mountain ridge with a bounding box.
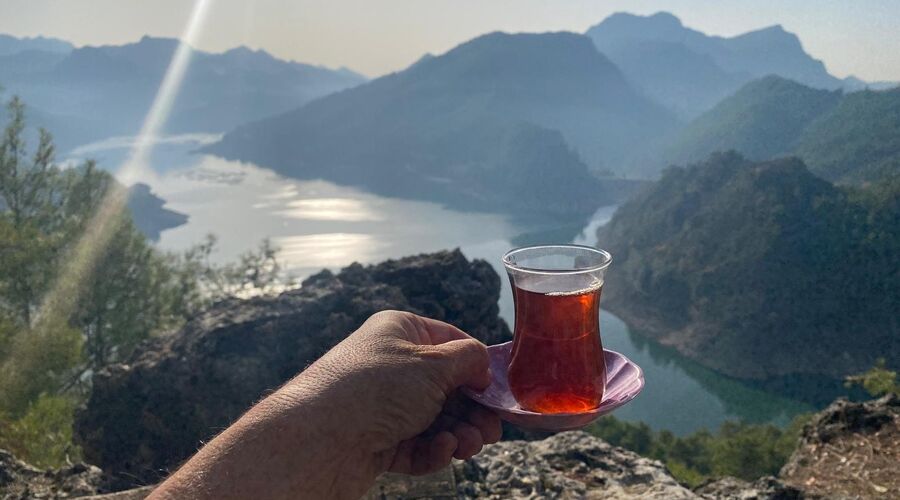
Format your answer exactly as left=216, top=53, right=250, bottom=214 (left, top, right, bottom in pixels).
left=793, top=87, right=900, bottom=183
left=0, top=34, right=73, bottom=56
left=0, top=34, right=366, bottom=152
left=663, top=76, right=843, bottom=165
left=586, top=12, right=855, bottom=119
left=662, top=76, right=900, bottom=184
left=206, top=31, right=676, bottom=216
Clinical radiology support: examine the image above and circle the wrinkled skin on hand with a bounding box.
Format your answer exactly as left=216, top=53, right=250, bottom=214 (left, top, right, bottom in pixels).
left=150, top=310, right=501, bottom=500
left=289, top=310, right=502, bottom=476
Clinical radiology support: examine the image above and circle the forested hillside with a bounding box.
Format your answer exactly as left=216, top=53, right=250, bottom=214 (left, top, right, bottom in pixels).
left=598, top=152, right=899, bottom=380
left=662, top=79, right=900, bottom=184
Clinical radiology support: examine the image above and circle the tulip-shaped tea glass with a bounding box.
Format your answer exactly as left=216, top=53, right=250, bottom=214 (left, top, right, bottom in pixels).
left=503, top=244, right=612, bottom=414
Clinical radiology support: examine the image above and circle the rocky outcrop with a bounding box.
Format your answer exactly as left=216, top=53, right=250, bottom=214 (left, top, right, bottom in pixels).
left=0, top=449, right=102, bottom=499
left=695, top=476, right=805, bottom=499
left=455, top=431, right=698, bottom=499
left=780, top=394, right=899, bottom=499
left=74, top=250, right=510, bottom=490
left=8, top=396, right=899, bottom=498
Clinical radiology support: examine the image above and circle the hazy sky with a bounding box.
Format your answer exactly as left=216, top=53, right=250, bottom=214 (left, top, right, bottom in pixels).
left=1, top=0, right=898, bottom=81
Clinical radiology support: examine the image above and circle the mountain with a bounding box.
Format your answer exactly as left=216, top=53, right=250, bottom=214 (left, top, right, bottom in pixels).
left=793, top=87, right=900, bottom=183
left=663, top=76, right=842, bottom=165
left=0, top=34, right=73, bottom=56
left=586, top=12, right=843, bottom=119
left=597, top=152, right=899, bottom=381
left=841, top=75, right=899, bottom=92
left=206, top=32, right=676, bottom=216
left=660, top=77, right=900, bottom=184
left=0, top=35, right=366, bottom=152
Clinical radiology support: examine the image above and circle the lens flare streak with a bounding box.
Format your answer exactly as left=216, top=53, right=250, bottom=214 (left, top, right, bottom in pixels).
left=30, top=0, right=213, bottom=331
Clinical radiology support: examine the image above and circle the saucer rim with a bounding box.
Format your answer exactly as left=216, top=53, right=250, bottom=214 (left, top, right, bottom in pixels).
left=462, top=341, right=645, bottom=418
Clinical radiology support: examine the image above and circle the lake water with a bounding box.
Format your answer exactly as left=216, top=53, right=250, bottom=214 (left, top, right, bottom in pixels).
left=67, top=134, right=813, bottom=435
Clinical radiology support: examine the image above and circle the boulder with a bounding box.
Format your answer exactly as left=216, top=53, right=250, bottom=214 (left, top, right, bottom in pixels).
left=74, top=250, right=510, bottom=489
left=0, top=449, right=102, bottom=499
left=695, top=476, right=805, bottom=499
left=455, top=431, right=698, bottom=499
left=779, top=393, right=899, bottom=499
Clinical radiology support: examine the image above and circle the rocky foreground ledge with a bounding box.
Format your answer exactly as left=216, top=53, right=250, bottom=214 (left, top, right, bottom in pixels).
left=5, top=398, right=897, bottom=499
left=2, top=251, right=897, bottom=498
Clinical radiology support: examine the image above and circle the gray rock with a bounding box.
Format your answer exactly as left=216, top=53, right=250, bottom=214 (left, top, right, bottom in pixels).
left=0, top=449, right=102, bottom=499
left=74, top=250, right=510, bottom=490
left=454, top=431, right=698, bottom=499
left=779, top=394, right=899, bottom=499
left=695, top=476, right=806, bottom=499
left=78, top=486, right=154, bottom=500
left=787, top=393, right=899, bottom=447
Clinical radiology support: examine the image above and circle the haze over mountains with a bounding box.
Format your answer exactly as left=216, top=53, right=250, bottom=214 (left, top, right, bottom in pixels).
left=1, top=10, right=897, bottom=203
left=662, top=77, right=844, bottom=167
left=663, top=76, right=900, bottom=184
left=0, top=33, right=73, bottom=56
left=0, top=34, right=365, bottom=151
left=586, top=12, right=858, bottom=120
left=207, top=31, right=675, bottom=217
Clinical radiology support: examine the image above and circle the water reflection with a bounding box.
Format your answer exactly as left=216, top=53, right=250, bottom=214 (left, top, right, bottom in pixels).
left=276, top=233, right=383, bottom=269
left=601, top=313, right=812, bottom=432
left=274, top=198, right=383, bottom=222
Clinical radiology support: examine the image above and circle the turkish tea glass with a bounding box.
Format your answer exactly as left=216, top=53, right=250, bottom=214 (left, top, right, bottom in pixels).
left=503, top=244, right=612, bottom=414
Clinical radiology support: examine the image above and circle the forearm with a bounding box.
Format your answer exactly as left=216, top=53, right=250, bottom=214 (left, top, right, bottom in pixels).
left=149, top=371, right=377, bottom=500
left=146, top=311, right=495, bottom=499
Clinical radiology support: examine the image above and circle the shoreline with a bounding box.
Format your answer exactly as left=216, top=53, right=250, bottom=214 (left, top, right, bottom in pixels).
left=602, top=297, right=853, bottom=407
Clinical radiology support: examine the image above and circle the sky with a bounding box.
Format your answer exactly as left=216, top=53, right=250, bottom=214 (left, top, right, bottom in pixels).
left=1, top=0, right=898, bottom=81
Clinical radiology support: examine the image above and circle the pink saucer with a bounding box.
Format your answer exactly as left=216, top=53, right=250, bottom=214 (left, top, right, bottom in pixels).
left=462, top=341, right=644, bottom=431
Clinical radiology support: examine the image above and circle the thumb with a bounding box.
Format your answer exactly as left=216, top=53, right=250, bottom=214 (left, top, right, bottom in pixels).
left=430, top=338, right=491, bottom=392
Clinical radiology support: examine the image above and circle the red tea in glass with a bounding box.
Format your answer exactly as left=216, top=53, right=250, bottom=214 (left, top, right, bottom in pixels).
left=503, top=245, right=611, bottom=414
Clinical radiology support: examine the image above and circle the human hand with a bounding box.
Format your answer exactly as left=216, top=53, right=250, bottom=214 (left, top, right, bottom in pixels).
left=150, top=310, right=501, bottom=500
left=288, top=310, right=502, bottom=475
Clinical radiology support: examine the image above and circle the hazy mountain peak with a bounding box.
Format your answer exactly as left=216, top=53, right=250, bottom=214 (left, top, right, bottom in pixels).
left=0, top=32, right=366, bottom=151
left=207, top=29, right=676, bottom=211
left=586, top=11, right=704, bottom=45
left=223, top=45, right=258, bottom=56
left=756, top=23, right=786, bottom=32
left=586, top=11, right=843, bottom=119
left=730, top=23, right=800, bottom=47
left=131, top=35, right=185, bottom=50
left=450, top=30, right=597, bottom=55
left=425, top=30, right=619, bottom=75
left=0, top=33, right=74, bottom=56
left=596, top=11, right=685, bottom=30
left=221, top=45, right=278, bottom=63
left=402, top=30, right=624, bottom=90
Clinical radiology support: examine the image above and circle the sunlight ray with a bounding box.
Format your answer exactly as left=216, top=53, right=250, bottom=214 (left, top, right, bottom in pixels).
left=30, top=0, right=214, bottom=331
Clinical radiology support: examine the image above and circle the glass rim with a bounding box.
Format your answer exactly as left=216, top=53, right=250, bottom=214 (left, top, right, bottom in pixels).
left=502, top=244, right=612, bottom=276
